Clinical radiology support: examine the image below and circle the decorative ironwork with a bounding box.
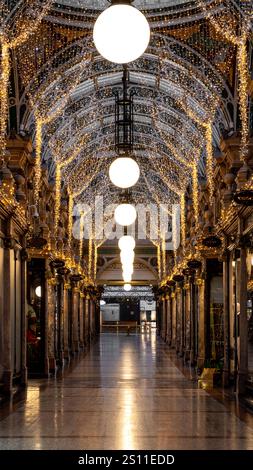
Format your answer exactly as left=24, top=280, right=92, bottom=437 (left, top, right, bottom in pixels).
left=173, top=274, right=184, bottom=282
left=27, top=237, right=47, bottom=249
left=233, top=190, right=253, bottom=206
left=187, top=259, right=202, bottom=269
left=50, top=259, right=65, bottom=269
left=202, top=236, right=222, bottom=248
left=114, top=66, right=134, bottom=154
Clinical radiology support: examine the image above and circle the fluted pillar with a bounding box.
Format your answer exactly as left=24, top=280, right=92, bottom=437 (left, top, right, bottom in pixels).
left=237, top=245, right=248, bottom=394
left=171, top=293, right=176, bottom=348
left=184, top=284, right=191, bottom=362
left=197, top=278, right=206, bottom=370
left=46, top=278, right=57, bottom=373
left=72, top=287, right=80, bottom=353
left=79, top=293, right=84, bottom=348
left=166, top=297, right=172, bottom=345
left=223, top=250, right=231, bottom=386
left=63, top=281, right=70, bottom=362
left=20, top=247, right=28, bottom=385
left=2, top=236, right=13, bottom=393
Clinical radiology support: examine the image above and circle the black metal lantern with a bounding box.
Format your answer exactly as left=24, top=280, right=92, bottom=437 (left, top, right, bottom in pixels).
left=70, top=274, right=83, bottom=283
left=114, top=66, right=134, bottom=154
left=202, top=235, right=222, bottom=248
left=57, top=267, right=70, bottom=276
left=50, top=258, right=65, bottom=269
left=233, top=190, right=253, bottom=206
left=27, top=236, right=47, bottom=249
left=182, top=268, right=194, bottom=276
left=167, top=280, right=176, bottom=287
left=173, top=274, right=184, bottom=283
left=187, top=259, right=202, bottom=270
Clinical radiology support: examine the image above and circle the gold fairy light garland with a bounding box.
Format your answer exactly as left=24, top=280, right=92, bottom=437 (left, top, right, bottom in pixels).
left=54, top=162, right=61, bottom=234
left=88, top=237, right=93, bottom=280
left=31, top=50, right=93, bottom=206
left=34, top=115, right=43, bottom=206
left=192, top=163, right=199, bottom=230
left=162, top=236, right=167, bottom=279
left=205, top=122, right=214, bottom=205
left=157, top=243, right=161, bottom=281
left=0, top=42, right=10, bottom=158
left=237, top=27, right=249, bottom=162
left=180, top=193, right=186, bottom=254
left=0, top=0, right=53, bottom=156
left=68, top=192, right=73, bottom=248
left=199, top=0, right=250, bottom=162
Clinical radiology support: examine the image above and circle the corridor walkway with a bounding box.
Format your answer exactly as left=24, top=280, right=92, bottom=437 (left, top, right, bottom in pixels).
left=0, top=333, right=253, bottom=450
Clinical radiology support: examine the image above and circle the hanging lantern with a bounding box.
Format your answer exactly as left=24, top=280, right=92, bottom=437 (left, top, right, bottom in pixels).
left=93, top=1, right=150, bottom=64
left=187, top=260, right=202, bottom=269
left=202, top=236, right=222, bottom=248
left=233, top=190, right=253, bottom=206
left=109, top=157, right=140, bottom=189
left=173, top=274, right=184, bottom=283
left=114, top=203, right=137, bottom=226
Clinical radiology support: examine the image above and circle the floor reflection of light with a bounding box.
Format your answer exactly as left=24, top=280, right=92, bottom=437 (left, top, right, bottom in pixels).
left=120, top=388, right=135, bottom=450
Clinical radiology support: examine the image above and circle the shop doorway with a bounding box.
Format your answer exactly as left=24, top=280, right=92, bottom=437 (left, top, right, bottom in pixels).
left=27, top=258, right=46, bottom=376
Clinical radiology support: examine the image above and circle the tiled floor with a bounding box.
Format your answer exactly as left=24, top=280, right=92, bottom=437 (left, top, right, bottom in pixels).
left=0, top=332, right=253, bottom=450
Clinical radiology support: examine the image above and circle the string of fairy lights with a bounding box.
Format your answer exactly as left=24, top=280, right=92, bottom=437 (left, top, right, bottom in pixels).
left=0, top=0, right=251, bottom=286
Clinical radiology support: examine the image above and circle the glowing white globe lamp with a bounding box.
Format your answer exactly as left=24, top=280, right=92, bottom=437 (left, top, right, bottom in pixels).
left=123, top=273, right=132, bottom=283
left=35, top=285, right=42, bottom=298
left=114, top=203, right=137, bottom=226
left=109, top=157, right=140, bottom=189
left=93, top=1, right=150, bottom=64
left=120, top=250, right=134, bottom=264
left=122, top=264, right=134, bottom=275
left=118, top=235, right=136, bottom=252
left=124, top=283, right=132, bottom=292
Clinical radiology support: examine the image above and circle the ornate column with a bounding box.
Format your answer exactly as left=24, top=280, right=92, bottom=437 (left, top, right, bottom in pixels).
left=71, top=284, right=80, bottom=353
left=223, top=248, right=231, bottom=386
left=190, top=272, right=196, bottom=365
left=84, top=296, right=90, bottom=345
left=63, top=279, right=71, bottom=362
left=166, top=295, right=172, bottom=345
left=171, top=291, right=176, bottom=348
left=161, top=295, right=167, bottom=341
left=2, top=234, right=14, bottom=393
left=175, top=286, right=181, bottom=354
left=237, top=241, right=248, bottom=394
left=178, top=286, right=184, bottom=357
left=46, top=275, right=57, bottom=373
left=197, top=276, right=206, bottom=370
left=79, top=291, right=84, bottom=349
left=184, top=281, right=191, bottom=362
left=20, top=246, right=28, bottom=385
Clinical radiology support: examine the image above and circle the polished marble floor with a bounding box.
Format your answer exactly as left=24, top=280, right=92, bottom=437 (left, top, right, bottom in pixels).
left=1, top=332, right=253, bottom=450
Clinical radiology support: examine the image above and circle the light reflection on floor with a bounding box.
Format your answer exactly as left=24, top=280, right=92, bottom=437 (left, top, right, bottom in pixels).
left=0, top=332, right=253, bottom=450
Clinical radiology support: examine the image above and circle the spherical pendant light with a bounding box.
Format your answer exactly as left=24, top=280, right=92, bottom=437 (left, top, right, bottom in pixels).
left=122, top=265, right=134, bottom=276
left=120, top=250, right=134, bottom=264
left=114, top=203, right=137, bottom=226
left=93, top=2, right=150, bottom=64
left=109, top=157, right=140, bottom=189
left=118, top=235, right=136, bottom=252
left=124, top=283, right=132, bottom=292
left=123, top=273, right=132, bottom=283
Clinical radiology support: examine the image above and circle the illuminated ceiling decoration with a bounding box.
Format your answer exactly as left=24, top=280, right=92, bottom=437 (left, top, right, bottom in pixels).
left=4, top=0, right=250, bottom=266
